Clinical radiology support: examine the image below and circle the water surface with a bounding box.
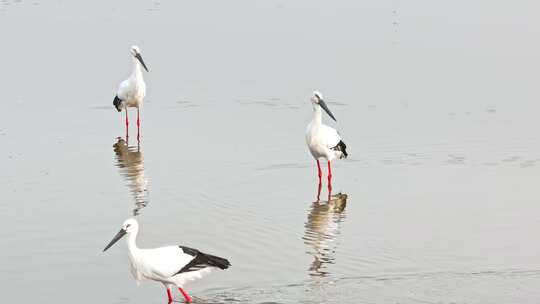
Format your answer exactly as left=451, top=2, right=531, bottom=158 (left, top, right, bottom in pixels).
left=1, top=1, right=540, bottom=303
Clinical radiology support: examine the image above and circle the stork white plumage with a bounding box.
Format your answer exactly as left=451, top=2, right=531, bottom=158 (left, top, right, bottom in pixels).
left=113, top=45, right=149, bottom=141
left=305, top=91, right=348, bottom=201
left=103, top=218, right=231, bottom=303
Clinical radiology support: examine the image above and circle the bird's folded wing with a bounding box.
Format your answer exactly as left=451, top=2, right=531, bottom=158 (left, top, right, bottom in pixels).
left=139, top=246, right=193, bottom=278
left=320, top=124, right=342, bottom=149
left=117, top=79, right=132, bottom=101
left=175, top=246, right=231, bottom=275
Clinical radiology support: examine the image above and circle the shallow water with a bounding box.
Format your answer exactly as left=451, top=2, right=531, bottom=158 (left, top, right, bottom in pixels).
left=1, top=1, right=540, bottom=303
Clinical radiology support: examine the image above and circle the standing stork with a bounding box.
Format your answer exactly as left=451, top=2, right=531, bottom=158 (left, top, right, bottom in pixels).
left=113, top=45, right=149, bottom=141
left=305, top=91, right=348, bottom=201
left=103, top=218, right=231, bottom=303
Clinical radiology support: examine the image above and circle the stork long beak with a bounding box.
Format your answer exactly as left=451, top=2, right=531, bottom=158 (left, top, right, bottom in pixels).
left=103, top=228, right=127, bottom=252
left=319, top=99, right=337, bottom=122
left=135, top=53, right=149, bottom=72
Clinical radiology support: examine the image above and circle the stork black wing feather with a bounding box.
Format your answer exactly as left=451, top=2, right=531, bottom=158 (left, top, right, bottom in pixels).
left=113, top=95, right=123, bottom=112
left=176, top=246, right=231, bottom=275
left=331, top=140, right=348, bottom=158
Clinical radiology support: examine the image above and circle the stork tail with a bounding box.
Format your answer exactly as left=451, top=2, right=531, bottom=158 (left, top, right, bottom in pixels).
left=333, top=140, right=348, bottom=159
left=113, top=95, right=123, bottom=112
left=176, top=246, right=231, bottom=274
left=202, top=253, right=231, bottom=270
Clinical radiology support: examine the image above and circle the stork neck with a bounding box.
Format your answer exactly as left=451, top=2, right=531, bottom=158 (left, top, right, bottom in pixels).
left=131, top=58, right=144, bottom=81
left=312, top=103, right=322, bottom=125
left=126, top=230, right=139, bottom=254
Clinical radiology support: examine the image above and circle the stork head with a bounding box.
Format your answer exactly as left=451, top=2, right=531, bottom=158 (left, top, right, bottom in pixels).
left=311, top=91, right=337, bottom=122
left=122, top=218, right=139, bottom=234
left=130, top=45, right=149, bottom=72
left=311, top=91, right=323, bottom=104
left=103, top=218, right=139, bottom=252
left=130, top=45, right=140, bottom=56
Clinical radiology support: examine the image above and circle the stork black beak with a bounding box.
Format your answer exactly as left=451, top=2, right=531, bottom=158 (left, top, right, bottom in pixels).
left=103, top=228, right=127, bottom=252
left=319, top=99, right=337, bottom=122
left=135, top=53, right=149, bottom=72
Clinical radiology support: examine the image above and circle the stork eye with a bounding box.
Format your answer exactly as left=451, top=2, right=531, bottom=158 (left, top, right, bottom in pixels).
left=126, top=224, right=131, bottom=228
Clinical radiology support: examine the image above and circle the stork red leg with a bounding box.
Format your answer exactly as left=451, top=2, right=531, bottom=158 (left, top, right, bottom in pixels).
left=166, top=287, right=173, bottom=303
left=317, top=160, right=322, bottom=184
left=179, top=287, right=192, bottom=303
left=317, top=182, right=322, bottom=202
left=316, top=160, right=322, bottom=201
left=136, top=108, right=141, bottom=142
left=327, top=160, right=333, bottom=197
left=125, top=109, right=130, bottom=139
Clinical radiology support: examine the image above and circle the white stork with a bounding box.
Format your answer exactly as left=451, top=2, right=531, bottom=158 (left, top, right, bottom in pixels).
left=113, top=45, right=149, bottom=141
left=305, top=91, right=348, bottom=201
left=103, top=218, right=231, bottom=303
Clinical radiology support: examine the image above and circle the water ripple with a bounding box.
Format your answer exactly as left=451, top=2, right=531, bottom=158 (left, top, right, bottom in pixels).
left=303, top=193, right=348, bottom=278
left=113, top=137, right=149, bottom=216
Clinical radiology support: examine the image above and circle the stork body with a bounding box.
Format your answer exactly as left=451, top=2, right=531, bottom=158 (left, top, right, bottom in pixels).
left=103, top=219, right=231, bottom=303
left=305, top=91, right=348, bottom=201
left=113, top=46, right=149, bottom=141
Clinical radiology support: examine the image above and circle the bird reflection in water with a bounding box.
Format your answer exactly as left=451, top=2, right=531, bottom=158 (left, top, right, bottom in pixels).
left=113, top=137, right=149, bottom=216
left=303, top=193, right=347, bottom=277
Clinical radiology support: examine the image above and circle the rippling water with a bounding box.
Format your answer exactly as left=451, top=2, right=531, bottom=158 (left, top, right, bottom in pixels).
left=1, top=1, right=540, bottom=303
left=113, top=138, right=148, bottom=216
left=304, top=193, right=348, bottom=278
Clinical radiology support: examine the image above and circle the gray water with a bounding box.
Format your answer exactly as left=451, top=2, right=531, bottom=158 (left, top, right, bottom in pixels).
left=1, top=1, right=540, bottom=303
